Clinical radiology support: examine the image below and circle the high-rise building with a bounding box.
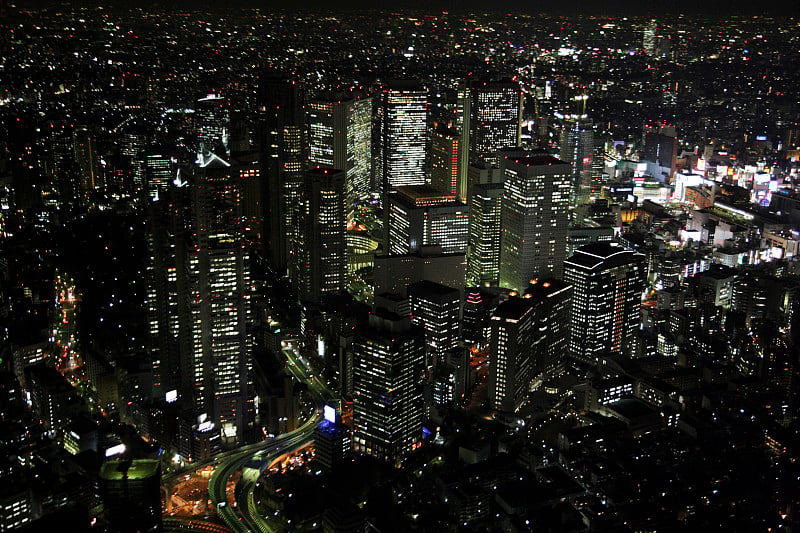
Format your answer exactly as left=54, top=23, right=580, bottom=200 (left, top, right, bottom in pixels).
left=564, top=242, right=645, bottom=364
left=146, top=159, right=252, bottom=442
left=298, top=167, right=347, bottom=304
left=387, top=185, right=469, bottom=255
left=524, top=279, right=572, bottom=374
left=488, top=297, right=541, bottom=413
left=498, top=155, right=572, bottom=290
left=195, top=92, right=230, bottom=154
left=375, top=81, right=427, bottom=193
left=145, top=153, right=173, bottom=201
left=191, top=160, right=251, bottom=441
left=469, top=80, right=522, bottom=166
left=98, top=459, right=162, bottom=533
left=559, top=116, right=596, bottom=207
left=488, top=280, right=571, bottom=412
left=430, top=126, right=464, bottom=200
left=408, top=280, right=461, bottom=368
left=352, top=308, right=424, bottom=462
left=308, top=97, right=372, bottom=219
left=259, top=75, right=307, bottom=277
left=466, top=183, right=504, bottom=286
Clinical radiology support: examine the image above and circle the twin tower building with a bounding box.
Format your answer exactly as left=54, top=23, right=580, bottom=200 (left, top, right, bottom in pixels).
left=146, top=76, right=645, bottom=458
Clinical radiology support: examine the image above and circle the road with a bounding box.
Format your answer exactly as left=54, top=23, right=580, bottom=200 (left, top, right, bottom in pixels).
left=209, top=342, right=336, bottom=532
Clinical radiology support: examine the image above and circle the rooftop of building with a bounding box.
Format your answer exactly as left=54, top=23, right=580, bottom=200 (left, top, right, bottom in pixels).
left=506, top=154, right=567, bottom=167
left=491, top=296, right=534, bottom=321
left=565, top=242, right=643, bottom=271
left=395, top=185, right=458, bottom=206
left=408, top=279, right=459, bottom=297
left=99, top=459, right=160, bottom=481
left=523, top=278, right=572, bottom=301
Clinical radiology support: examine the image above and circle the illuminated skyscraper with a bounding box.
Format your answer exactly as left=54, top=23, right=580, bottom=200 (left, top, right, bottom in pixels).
left=375, top=81, right=428, bottom=193
left=308, top=97, right=372, bottom=219
left=564, top=242, right=645, bottom=364
left=145, top=153, right=173, bottom=201
left=191, top=157, right=252, bottom=441
left=498, top=155, right=572, bottom=291
left=352, top=308, right=424, bottom=462
left=470, top=80, right=522, bottom=166
left=466, top=183, right=503, bottom=286
left=387, top=185, right=469, bottom=255
left=488, top=280, right=571, bottom=413
left=430, top=125, right=464, bottom=200
left=408, top=280, right=461, bottom=368
left=298, top=167, right=347, bottom=304
left=147, top=157, right=252, bottom=442
left=559, top=116, right=596, bottom=207
left=259, top=75, right=306, bottom=278
left=195, top=92, right=230, bottom=154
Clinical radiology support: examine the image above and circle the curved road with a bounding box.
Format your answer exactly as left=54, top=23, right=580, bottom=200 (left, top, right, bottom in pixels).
left=209, top=343, right=336, bottom=532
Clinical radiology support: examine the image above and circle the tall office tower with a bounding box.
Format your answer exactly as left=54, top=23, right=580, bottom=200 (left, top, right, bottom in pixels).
left=73, top=127, right=100, bottom=201
left=408, top=280, right=461, bottom=368
left=120, top=132, right=148, bottom=191
left=469, top=79, right=522, bottom=166
left=238, top=163, right=263, bottom=244
left=387, top=185, right=469, bottom=255
left=146, top=184, right=193, bottom=403
left=375, top=81, right=428, bottom=193
left=643, top=19, right=658, bottom=55
left=524, top=279, right=572, bottom=374
left=191, top=160, right=252, bottom=441
left=145, top=153, right=173, bottom=200
left=498, top=155, right=572, bottom=291
left=147, top=159, right=252, bottom=442
left=259, top=75, right=307, bottom=277
left=352, top=308, right=425, bottom=462
left=488, top=297, right=540, bottom=413
left=430, top=125, right=464, bottom=200
left=564, top=243, right=645, bottom=364
left=466, top=183, right=504, bottom=286
left=195, top=92, right=230, bottom=154
left=308, top=97, right=372, bottom=219
left=98, top=459, right=162, bottom=533
left=560, top=116, right=596, bottom=207
left=298, top=167, right=347, bottom=304
left=455, top=86, right=472, bottom=202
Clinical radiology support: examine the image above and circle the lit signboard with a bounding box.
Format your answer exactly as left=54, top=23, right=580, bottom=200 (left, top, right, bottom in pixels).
left=324, top=405, right=336, bottom=424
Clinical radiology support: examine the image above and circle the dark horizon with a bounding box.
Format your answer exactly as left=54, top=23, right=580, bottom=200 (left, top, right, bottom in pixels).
left=11, top=0, right=799, bottom=17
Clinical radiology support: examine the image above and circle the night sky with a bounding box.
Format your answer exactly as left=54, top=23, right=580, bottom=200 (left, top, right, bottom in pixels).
left=16, top=0, right=798, bottom=15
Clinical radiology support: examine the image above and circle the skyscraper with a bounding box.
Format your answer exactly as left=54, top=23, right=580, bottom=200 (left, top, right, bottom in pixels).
left=352, top=308, right=425, bottom=462
left=488, top=280, right=571, bottom=412
left=430, top=125, right=464, bottom=200
left=191, top=158, right=252, bottom=441
left=375, top=81, right=428, bottom=193
left=466, top=183, right=504, bottom=286
left=498, top=155, right=572, bottom=291
left=308, top=97, right=372, bottom=219
left=298, top=167, right=347, bottom=304
left=387, top=185, right=469, bottom=255
left=488, top=297, right=541, bottom=413
left=408, top=280, right=461, bottom=368
left=564, top=242, right=645, bottom=364
left=259, top=75, right=306, bottom=278
left=146, top=159, right=251, bottom=442
left=559, top=116, right=596, bottom=207
left=469, top=80, right=522, bottom=166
